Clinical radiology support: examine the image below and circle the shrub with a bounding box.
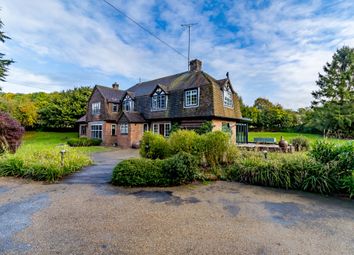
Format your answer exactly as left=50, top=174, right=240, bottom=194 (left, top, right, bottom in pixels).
left=0, top=147, right=92, bottom=182
left=163, top=152, right=198, bottom=185
left=67, top=137, right=102, bottom=147
left=140, top=131, right=170, bottom=159
left=225, top=144, right=240, bottom=165
left=199, top=131, right=230, bottom=167
left=291, top=136, right=310, bottom=151
left=309, top=140, right=339, bottom=164
left=196, top=121, right=213, bottom=135
left=341, top=171, right=354, bottom=198
left=0, top=111, right=25, bottom=153
left=168, top=130, right=199, bottom=155
left=112, top=158, right=169, bottom=186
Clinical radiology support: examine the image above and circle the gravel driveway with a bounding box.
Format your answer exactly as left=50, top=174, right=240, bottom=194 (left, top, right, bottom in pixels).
left=0, top=149, right=353, bottom=255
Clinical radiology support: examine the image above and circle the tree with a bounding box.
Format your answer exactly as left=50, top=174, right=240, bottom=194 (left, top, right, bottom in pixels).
left=0, top=16, right=14, bottom=89
left=0, top=111, right=24, bottom=153
left=311, top=46, right=354, bottom=138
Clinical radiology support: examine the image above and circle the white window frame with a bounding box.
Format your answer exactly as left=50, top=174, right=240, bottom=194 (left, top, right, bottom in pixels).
left=223, top=85, right=233, bottom=108
left=111, top=124, right=116, bottom=136
left=184, top=88, right=199, bottom=108
left=122, top=96, right=134, bottom=112
left=92, top=102, right=101, bottom=115
left=112, top=103, right=118, bottom=112
left=91, top=124, right=102, bottom=139
left=80, top=125, right=87, bottom=136
left=152, top=122, right=171, bottom=137
left=120, top=123, right=128, bottom=134
left=151, top=88, right=167, bottom=111
left=143, top=123, right=149, bottom=133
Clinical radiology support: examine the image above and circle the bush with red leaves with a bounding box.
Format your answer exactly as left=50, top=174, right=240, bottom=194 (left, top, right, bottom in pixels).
left=0, top=111, right=25, bottom=153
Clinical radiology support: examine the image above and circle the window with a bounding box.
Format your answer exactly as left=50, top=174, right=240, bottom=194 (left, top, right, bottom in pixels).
left=223, top=85, right=233, bottom=108
left=80, top=125, right=87, bottom=136
left=91, top=124, right=102, bottom=139
left=151, top=88, right=167, bottom=111
left=112, top=103, right=118, bottom=112
left=122, top=95, right=134, bottom=111
left=111, top=124, right=116, bottom=136
left=143, top=123, right=149, bottom=132
left=184, top=89, right=199, bottom=107
left=222, top=122, right=232, bottom=136
left=92, top=102, right=101, bottom=115
left=120, top=123, right=128, bottom=134
left=152, top=123, right=171, bottom=137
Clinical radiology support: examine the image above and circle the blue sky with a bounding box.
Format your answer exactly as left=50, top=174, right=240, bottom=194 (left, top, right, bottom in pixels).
left=1, top=0, right=354, bottom=109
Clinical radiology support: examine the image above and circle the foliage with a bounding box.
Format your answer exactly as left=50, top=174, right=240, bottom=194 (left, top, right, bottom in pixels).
left=340, top=171, right=354, bottom=198
left=196, top=121, right=214, bottom=135
left=0, top=17, right=14, bottom=87
left=224, top=143, right=240, bottom=165
left=140, top=131, right=170, bottom=159
left=163, top=152, right=198, bottom=185
left=0, top=146, right=92, bottom=182
left=170, top=122, right=181, bottom=133
left=311, top=46, right=354, bottom=138
left=112, top=158, right=168, bottom=186
left=112, top=152, right=199, bottom=187
left=291, top=137, right=310, bottom=151
left=168, top=129, right=199, bottom=155
left=0, top=111, right=25, bottom=153
left=199, top=131, right=230, bottom=167
left=67, top=137, right=102, bottom=147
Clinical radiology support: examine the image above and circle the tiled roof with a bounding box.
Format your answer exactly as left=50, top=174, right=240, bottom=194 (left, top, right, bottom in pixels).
left=77, top=115, right=86, bottom=123
left=96, top=85, right=125, bottom=103
left=119, top=111, right=146, bottom=123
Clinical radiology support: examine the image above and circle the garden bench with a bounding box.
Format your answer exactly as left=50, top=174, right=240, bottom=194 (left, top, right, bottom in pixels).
left=253, top=137, right=277, bottom=144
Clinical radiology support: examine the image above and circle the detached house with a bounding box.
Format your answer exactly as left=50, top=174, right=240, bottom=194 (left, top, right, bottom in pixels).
left=78, top=59, right=249, bottom=148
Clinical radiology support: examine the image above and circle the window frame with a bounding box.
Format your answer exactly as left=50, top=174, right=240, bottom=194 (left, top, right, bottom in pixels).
left=120, top=123, right=128, bottom=135
left=91, top=124, right=102, bottom=139
left=122, top=95, right=134, bottom=112
left=184, top=88, right=199, bottom=108
left=151, top=88, right=167, bottom=111
left=80, top=125, right=87, bottom=136
left=111, top=124, right=116, bottom=136
left=112, top=103, right=118, bottom=112
left=223, top=85, right=234, bottom=108
left=92, top=102, right=101, bottom=115
left=152, top=122, right=171, bottom=137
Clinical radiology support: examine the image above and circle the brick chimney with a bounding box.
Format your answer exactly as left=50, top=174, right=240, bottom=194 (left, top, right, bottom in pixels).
left=189, top=59, right=202, bottom=72
left=112, top=82, right=119, bottom=90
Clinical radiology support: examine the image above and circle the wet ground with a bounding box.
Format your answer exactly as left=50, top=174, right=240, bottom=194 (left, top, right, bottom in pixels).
left=0, top=149, right=353, bottom=255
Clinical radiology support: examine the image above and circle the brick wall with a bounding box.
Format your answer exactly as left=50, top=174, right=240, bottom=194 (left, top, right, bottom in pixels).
left=116, top=122, right=144, bottom=148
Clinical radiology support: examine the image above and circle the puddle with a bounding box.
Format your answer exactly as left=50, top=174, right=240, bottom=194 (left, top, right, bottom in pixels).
left=0, top=193, right=49, bottom=253
left=131, top=190, right=200, bottom=206
left=219, top=199, right=240, bottom=217
left=0, top=186, right=10, bottom=194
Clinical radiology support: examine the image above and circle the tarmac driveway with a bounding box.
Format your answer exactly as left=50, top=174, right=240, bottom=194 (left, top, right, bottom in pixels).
left=0, top=149, right=353, bottom=255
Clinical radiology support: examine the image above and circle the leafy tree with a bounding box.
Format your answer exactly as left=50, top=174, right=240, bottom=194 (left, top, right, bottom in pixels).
left=0, top=16, right=14, bottom=89
left=311, top=46, right=354, bottom=138
left=0, top=111, right=24, bottom=153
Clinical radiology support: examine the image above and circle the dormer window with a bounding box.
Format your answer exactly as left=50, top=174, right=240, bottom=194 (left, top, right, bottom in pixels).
left=151, top=88, right=167, bottom=111
left=112, top=103, right=118, bottom=112
left=184, top=88, right=199, bottom=107
left=122, top=95, right=134, bottom=112
left=223, top=85, right=233, bottom=108
left=92, top=102, right=101, bottom=115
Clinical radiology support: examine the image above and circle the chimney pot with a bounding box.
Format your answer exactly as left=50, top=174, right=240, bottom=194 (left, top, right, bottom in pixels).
left=189, top=59, right=202, bottom=72
left=112, top=82, right=119, bottom=90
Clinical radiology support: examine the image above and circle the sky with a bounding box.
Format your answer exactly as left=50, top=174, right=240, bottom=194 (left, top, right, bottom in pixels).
left=0, top=0, right=354, bottom=109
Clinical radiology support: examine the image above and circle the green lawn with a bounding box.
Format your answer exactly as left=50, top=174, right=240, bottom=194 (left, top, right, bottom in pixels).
left=248, top=131, right=349, bottom=144
left=20, top=131, right=109, bottom=153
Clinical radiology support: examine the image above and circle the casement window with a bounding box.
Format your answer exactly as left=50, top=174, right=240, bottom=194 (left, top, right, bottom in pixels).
left=111, top=124, right=116, bottom=136
left=152, top=123, right=171, bottom=137
left=120, top=123, right=128, bottom=134
left=184, top=88, right=199, bottom=107
left=143, top=123, right=149, bottom=132
left=122, top=95, right=134, bottom=112
left=151, top=88, right=167, bottom=111
left=222, top=122, right=232, bottom=136
left=91, top=124, right=102, bottom=139
left=112, top=103, right=118, bottom=112
left=92, top=102, right=101, bottom=115
left=223, top=85, right=233, bottom=108
left=80, top=125, right=87, bottom=136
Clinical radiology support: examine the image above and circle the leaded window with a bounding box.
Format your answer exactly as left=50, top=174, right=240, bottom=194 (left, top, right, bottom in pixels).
left=92, top=102, right=101, bottom=115
left=223, top=85, right=233, bottom=108
left=151, top=88, right=167, bottom=111
left=120, top=123, right=128, bottom=134
left=112, top=103, right=118, bottom=112
left=91, top=124, right=102, bottom=139
left=122, top=95, right=134, bottom=111
left=184, top=89, right=199, bottom=107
